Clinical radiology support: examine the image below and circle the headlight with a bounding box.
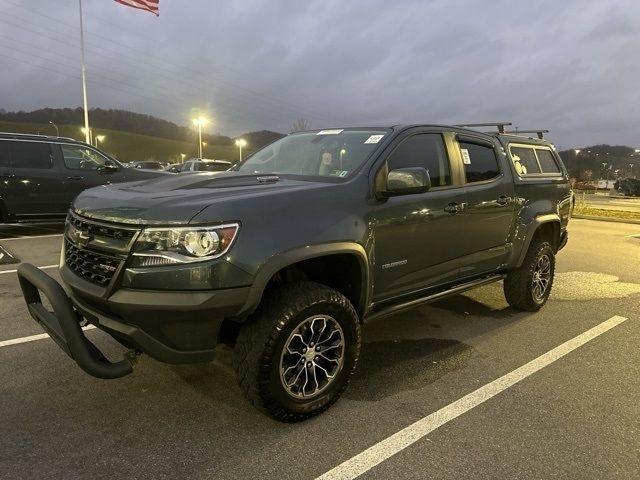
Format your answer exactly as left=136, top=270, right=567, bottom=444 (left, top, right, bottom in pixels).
left=130, top=223, right=239, bottom=267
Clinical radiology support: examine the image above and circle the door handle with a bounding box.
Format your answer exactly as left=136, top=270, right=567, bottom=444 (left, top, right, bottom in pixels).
left=0, top=173, right=15, bottom=179
left=66, top=176, right=84, bottom=180
left=496, top=195, right=510, bottom=205
left=444, top=202, right=460, bottom=214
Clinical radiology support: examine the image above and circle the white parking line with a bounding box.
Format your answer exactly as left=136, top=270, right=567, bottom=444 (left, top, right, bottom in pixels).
left=0, top=326, right=96, bottom=348
left=0, top=233, right=63, bottom=241
left=0, top=264, right=58, bottom=275
left=316, top=315, right=629, bottom=480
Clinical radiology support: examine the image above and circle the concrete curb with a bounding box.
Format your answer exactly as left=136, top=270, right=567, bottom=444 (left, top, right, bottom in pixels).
left=573, top=214, right=640, bottom=225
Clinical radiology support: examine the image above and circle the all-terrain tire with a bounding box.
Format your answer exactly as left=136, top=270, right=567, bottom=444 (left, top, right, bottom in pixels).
left=504, top=238, right=555, bottom=311
left=233, top=281, right=361, bottom=422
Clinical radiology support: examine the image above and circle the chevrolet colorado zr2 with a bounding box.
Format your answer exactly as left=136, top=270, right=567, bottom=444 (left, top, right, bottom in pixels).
left=17, top=124, right=572, bottom=421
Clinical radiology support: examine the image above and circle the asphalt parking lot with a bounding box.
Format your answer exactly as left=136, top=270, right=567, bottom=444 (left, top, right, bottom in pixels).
left=1, top=219, right=638, bottom=480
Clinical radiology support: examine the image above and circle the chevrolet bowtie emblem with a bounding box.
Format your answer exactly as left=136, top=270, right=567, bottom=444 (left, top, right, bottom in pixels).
left=75, top=229, right=93, bottom=247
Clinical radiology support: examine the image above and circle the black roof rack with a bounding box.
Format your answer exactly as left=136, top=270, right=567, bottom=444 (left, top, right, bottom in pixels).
left=453, top=122, right=512, bottom=134
left=503, top=129, right=549, bottom=140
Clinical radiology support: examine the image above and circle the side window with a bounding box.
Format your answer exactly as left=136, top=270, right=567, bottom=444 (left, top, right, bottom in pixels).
left=459, top=142, right=500, bottom=183
left=0, top=141, right=9, bottom=168
left=8, top=141, right=53, bottom=169
left=386, top=134, right=451, bottom=187
left=535, top=149, right=560, bottom=174
left=510, top=146, right=541, bottom=175
left=61, top=145, right=110, bottom=170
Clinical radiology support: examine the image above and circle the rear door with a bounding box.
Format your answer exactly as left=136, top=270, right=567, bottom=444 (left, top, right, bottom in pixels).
left=455, top=135, right=516, bottom=277
left=0, top=140, right=10, bottom=218
left=3, top=139, right=69, bottom=218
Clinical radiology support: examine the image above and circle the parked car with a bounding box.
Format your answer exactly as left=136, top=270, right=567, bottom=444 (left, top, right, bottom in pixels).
left=130, top=160, right=165, bottom=170
left=179, top=158, right=232, bottom=172
left=17, top=124, right=572, bottom=421
left=613, top=177, right=640, bottom=196
left=164, top=163, right=182, bottom=173
left=0, top=133, right=166, bottom=222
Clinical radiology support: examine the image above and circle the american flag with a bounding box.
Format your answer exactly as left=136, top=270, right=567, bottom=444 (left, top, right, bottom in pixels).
left=114, top=0, right=159, bottom=16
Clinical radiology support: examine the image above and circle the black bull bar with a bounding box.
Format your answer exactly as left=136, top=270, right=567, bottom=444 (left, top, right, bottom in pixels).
left=16, top=263, right=132, bottom=379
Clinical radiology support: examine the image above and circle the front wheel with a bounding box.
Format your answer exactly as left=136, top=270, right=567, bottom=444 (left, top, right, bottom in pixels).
left=504, top=238, right=555, bottom=311
left=233, top=282, right=361, bottom=422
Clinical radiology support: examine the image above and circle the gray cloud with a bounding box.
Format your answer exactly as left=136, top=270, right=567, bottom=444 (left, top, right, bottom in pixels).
left=0, top=0, right=639, bottom=147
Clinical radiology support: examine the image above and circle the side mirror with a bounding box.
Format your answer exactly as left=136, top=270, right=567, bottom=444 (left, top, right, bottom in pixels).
left=379, top=167, right=431, bottom=198
left=99, top=164, right=119, bottom=174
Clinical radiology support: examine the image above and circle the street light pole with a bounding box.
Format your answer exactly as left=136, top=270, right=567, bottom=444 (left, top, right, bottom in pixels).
left=192, top=117, right=209, bottom=159
left=78, top=0, right=91, bottom=145
left=49, top=121, right=59, bottom=137
left=235, top=138, right=247, bottom=162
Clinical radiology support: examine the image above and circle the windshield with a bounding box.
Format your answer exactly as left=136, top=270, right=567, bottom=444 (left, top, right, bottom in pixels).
left=237, top=129, right=389, bottom=178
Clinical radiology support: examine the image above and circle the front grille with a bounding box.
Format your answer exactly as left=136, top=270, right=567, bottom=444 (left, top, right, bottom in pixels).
left=65, top=239, right=121, bottom=287
left=68, top=214, right=136, bottom=241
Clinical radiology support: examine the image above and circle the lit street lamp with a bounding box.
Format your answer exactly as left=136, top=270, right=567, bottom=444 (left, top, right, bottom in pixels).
left=192, top=116, right=209, bottom=159
left=95, top=135, right=105, bottom=148
left=81, top=127, right=93, bottom=145
left=235, top=138, right=247, bottom=162
left=49, top=121, right=59, bottom=137
left=180, top=153, right=186, bottom=163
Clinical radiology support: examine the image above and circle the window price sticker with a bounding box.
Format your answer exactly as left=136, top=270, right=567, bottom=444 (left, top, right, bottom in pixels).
left=461, top=148, right=471, bottom=164
left=364, top=134, right=384, bottom=144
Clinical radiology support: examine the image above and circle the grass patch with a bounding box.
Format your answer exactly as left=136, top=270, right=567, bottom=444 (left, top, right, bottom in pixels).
left=575, top=207, right=640, bottom=220
left=0, top=121, right=241, bottom=163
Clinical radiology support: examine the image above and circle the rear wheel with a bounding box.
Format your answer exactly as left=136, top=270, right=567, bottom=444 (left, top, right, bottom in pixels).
left=233, top=281, right=361, bottom=422
left=504, top=238, right=555, bottom=311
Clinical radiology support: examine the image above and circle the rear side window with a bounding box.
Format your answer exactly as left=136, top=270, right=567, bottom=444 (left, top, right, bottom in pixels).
left=460, top=142, right=500, bottom=183
left=535, top=149, right=560, bottom=173
left=8, top=141, right=52, bottom=169
left=510, top=146, right=541, bottom=175
left=386, top=134, right=451, bottom=187
left=0, top=141, right=9, bottom=168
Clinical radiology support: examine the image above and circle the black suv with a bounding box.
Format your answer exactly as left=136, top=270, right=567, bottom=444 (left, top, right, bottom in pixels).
left=17, top=124, right=572, bottom=421
left=0, top=133, right=164, bottom=222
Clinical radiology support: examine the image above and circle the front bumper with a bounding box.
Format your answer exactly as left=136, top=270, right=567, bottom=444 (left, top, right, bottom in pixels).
left=17, top=263, right=251, bottom=379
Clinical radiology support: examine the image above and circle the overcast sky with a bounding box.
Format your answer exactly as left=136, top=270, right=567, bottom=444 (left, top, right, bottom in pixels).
left=0, top=0, right=639, bottom=147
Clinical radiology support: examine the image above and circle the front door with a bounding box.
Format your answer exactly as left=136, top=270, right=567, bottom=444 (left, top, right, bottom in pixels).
left=371, top=132, right=467, bottom=303
left=57, top=143, right=125, bottom=209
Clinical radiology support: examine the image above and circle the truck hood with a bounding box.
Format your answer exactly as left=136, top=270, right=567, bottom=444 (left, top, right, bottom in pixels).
left=72, top=171, right=326, bottom=225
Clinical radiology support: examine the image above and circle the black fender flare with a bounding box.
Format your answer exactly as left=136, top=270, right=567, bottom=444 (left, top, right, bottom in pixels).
left=515, top=214, right=561, bottom=267
left=236, top=242, right=370, bottom=319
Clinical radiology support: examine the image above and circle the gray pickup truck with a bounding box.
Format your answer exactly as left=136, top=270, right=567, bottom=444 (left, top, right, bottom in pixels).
left=17, top=123, right=572, bottom=421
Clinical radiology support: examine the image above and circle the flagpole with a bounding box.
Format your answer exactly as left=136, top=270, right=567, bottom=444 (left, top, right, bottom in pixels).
left=79, top=0, right=90, bottom=144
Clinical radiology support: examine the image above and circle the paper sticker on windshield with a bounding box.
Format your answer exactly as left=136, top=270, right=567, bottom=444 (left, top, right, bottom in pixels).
left=317, top=129, right=343, bottom=135
left=461, top=148, right=471, bottom=164
left=364, top=134, right=384, bottom=144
